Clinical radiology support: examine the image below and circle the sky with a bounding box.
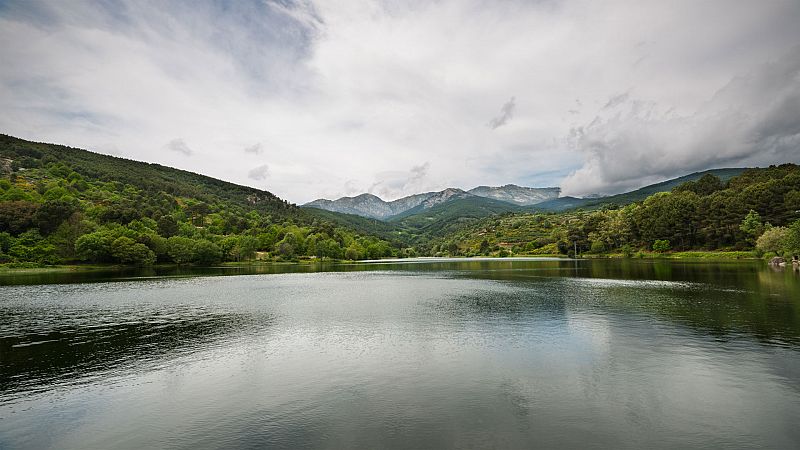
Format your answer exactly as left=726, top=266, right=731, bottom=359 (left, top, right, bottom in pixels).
left=1, top=0, right=799, bottom=204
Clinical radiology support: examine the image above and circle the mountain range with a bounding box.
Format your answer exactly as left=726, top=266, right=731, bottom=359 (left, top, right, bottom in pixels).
left=304, top=169, right=745, bottom=222
left=305, top=185, right=561, bottom=220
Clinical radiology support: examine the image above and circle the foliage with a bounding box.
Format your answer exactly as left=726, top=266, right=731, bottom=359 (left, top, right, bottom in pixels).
left=425, top=165, right=800, bottom=258
left=739, top=210, right=764, bottom=240
left=652, top=240, right=671, bottom=253
left=4, top=134, right=799, bottom=265
left=756, top=227, right=788, bottom=254
left=0, top=135, right=397, bottom=266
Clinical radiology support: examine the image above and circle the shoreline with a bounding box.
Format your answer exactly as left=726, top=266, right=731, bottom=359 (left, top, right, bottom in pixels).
left=0, top=251, right=763, bottom=273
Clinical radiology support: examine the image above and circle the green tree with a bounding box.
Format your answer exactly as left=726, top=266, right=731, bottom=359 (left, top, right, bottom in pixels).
left=110, top=236, right=156, bottom=265
left=235, top=235, right=259, bottom=261
left=785, top=220, right=800, bottom=256
left=0, top=201, right=40, bottom=235
left=275, top=233, right=296, bottom=258
left=652, top=239, right=671, bottom=253
left=739, top=210, right=764, bottom=242
left=75, top=230, right=116, bottom=262
left=8, top=230, right=59, bottom=264
left=167, top=236, right=196, bottom=264
left=756, top=226, right=788, bottom=255
left=590, top=240, right=606, bottom=254
left=36, top=198, right=80, bottom=235
left=193, top=240, right=222, bottom=265
left=157, top=215, right=179, bottom=237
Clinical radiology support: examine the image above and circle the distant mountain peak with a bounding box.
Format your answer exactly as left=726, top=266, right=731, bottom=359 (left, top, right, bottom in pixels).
left=304, top=184, right=561, bottom=220
left=467, top=185, right=560, bottom=206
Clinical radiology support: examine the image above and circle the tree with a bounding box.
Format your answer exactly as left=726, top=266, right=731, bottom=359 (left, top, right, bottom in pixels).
left=193, top=240, right=222, bottom=265
left=447, top=242, right=459, bottom=256
left=317, top=238, right=342, bottom=259
left=0, top=232, right=13, bottom=253
left=345, top=243, right=364, bottom=260
left=756, top=227, right=788, bottom=254
left=235, top=235, right=259, bottom=261
left=675, top=174, right=723, bottom=196
left=785, top=220, right=800, bottom=256
left=36, top=198, right=79, bottom=235
left=590, top=240, right=606, bottom=254
left=75, top=230, right=115, bottom=262
left=0, top=201, right=40, bottom=235
left=275, top=233, right=296, bottom=258
left=739, top=210, right=764, bottom=242
left=8, top=230, right=59, bottom=264
left=167, top=236, right=196, bottom=264
left=652, top=239, right=671, bottom=253
left=157, top=215, right=179, bottom=237
left=110, top=236, right=156, bottom=265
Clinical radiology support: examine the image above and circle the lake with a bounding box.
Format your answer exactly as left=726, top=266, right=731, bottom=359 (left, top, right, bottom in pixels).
left=1, top=258, right=799, bottom=449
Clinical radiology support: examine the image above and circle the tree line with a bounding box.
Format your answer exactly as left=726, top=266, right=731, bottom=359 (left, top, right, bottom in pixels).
left=0, top=138, right=397, bottom=266
left=431, top=165, right=800, bottom=258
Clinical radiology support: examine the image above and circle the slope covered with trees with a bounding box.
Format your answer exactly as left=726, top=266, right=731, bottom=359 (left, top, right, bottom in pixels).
left=0, top=135, right=397, bottom=265
left=2, top=134, right=798, bottom=266
left=430, top=167, right=800, bottom=258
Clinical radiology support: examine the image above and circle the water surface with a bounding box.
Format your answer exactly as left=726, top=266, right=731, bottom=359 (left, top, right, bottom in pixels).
left=1, top=258, right=799, bottom=448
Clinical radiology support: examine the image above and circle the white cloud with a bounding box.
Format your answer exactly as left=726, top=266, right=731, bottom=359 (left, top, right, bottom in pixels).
left=561, top=47, right=800, bottom=196
left=0, top=0, right=799, bottom=202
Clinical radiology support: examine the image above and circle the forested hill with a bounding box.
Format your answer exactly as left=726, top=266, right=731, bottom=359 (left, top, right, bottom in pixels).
left=0, top=134, right=295, bottom=217
left=2, top=134, right=799, bottom=266
left=0, top=135, right=397, bottom=265
left=428, top=165, right=800, bottom=258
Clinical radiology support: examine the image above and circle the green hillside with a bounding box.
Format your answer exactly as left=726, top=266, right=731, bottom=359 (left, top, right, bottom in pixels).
left=530, top=168, right=746, bottom=212
left=2, top=134, right=798, bottom=266
left=389, top=196, right=521, bottom=239
left=0, top=135, right=397, bottom=265
left=431, top=165, right=800, bottom=257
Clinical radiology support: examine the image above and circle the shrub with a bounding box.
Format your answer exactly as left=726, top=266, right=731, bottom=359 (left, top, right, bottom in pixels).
left=652, top=240, right=671, bottom=252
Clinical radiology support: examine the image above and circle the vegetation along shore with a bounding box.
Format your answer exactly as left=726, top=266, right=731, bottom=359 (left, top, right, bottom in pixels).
left=1, top=134, right=799, bottom=268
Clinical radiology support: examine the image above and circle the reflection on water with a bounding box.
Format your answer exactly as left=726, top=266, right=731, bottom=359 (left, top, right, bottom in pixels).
left=1, top=259, right=799, bottom=449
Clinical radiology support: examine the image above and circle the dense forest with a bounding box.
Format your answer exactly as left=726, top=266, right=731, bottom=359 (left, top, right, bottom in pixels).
left=430, top=166, right=800, bottom=258
left=1, top=134, right=799, bottom=266
left=0, top=135, right=398, bottom=266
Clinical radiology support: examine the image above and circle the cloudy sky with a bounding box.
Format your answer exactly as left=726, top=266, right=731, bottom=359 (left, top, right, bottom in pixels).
left=1, top=0, right=799, bottom=203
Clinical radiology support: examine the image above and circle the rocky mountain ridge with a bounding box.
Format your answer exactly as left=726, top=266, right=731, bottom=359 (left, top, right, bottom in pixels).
left=304, top=185, right=560, bottom=220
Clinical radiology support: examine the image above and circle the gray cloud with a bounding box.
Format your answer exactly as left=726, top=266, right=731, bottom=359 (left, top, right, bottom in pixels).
left=488, top=97, right=516, bottom=129
left=248, top=164, right=270, bottom=180
left=409, top=162, right=429, bottom=185
left=603, top=92, right=629, bottom=110
left=367, top=162, right=432, bottom=200
left=165, top=138, right=193, bottom=156
left=561, top=47, right=800, bottom=196
left=244, top=143, right=263, bottom=154
left=1, top=1, right=800, bottom=202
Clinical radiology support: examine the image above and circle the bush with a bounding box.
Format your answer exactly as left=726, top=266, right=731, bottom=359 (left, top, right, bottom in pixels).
left=166, top=236, right=196, bottom=264
left=621, top=244, right=633, bottom=258
left=110, top=236, right=156, bottom=265
left=652, top=240, right=671, bottom=252
left=756, top=227, right=788, bottom=254
left=193, top=240, right=222, bottom=265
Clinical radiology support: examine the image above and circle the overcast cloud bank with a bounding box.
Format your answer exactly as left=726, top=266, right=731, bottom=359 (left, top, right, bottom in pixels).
left=1, top=0, right=799, bottom=202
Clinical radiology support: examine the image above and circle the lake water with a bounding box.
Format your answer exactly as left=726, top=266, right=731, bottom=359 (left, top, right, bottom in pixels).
left=1, top=258, right=799, bottom=449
